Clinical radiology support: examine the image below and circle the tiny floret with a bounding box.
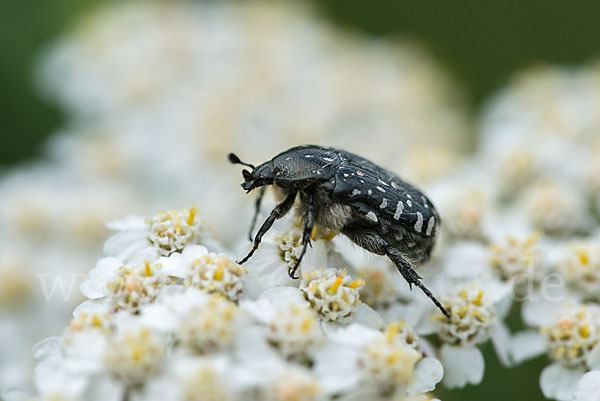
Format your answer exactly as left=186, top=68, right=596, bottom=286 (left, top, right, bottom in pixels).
left=433, top=285, right=494, bottom=346
left=178, top=295, right=240, bottom=353
left=185, top=253, right=247, bottom=301
left=357, top=323, right=422, bottom=395
left=542, top=305, right=600, bottom=368
left=299, top=268, right=364, bottom=323
left=106, top=261, right=167, bottom=313
left=267, top=304, right=325, bottom=360
left=147, top=207, right=205, bottom=256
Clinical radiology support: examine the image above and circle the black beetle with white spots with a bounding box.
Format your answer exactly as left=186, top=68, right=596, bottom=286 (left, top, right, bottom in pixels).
left=229, top=145, right=448, bottom=318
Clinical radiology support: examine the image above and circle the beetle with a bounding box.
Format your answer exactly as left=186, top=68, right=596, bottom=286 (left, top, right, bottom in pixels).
left=229, top=145, right=449, bottom=318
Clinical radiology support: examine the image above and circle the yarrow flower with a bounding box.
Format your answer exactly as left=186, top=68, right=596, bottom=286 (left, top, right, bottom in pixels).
left=178, top=296, right=241, bottom=353
left=489, top=232, right=543, bottom=287
left=440, top=188, right=488, bottom=241
left=103, top=207, right=218, bottom=263
left=314, top=324, right=442, bottom=399
left=105, top=326, right=167, bottom=385
left=243, top=217, right=330, bottom=299
left=160, top=245, right=247, bottom=301
left=405, top=278, right=513, bottom=389
left=147, top=207, right=205, bottom=256
left=266, top=304, right=325, bottom=361
left=357, top=265, right=399, bottom=309
left=522, top=180, right=589, bottom=236
left=538, top=304, right=600, bottom=401
left=558, top=242, right=600, bottom=301
left=300, top=268, right=364, bottom=323
left=80, top=258, right=168, bottom=313
left=357, top=324, right=422, bottom=395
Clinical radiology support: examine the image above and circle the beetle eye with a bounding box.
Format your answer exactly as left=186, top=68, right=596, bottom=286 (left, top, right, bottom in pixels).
left=242, top=170, right=252, bottom=180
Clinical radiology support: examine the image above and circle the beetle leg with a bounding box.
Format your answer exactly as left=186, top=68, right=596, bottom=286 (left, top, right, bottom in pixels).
left=385, top=246, right=450, bottom=319
left=248, top=186, right=266, bottom=241
left=343, top=228, right=450, bottom=319
left=289, top=196, right=315, bottom=279
left=238, top=192, right=296, bottom=265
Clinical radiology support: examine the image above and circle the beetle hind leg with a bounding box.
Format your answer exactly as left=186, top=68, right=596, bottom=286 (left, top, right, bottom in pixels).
left=385, top=246, right=450, bottom=319
left=343, top=229, right=450, bottom=319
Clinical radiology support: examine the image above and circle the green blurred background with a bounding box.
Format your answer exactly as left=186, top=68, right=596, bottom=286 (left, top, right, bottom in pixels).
left=2, top=0, right=600, bottom=168
left=1, top=0, right=599, bottom=399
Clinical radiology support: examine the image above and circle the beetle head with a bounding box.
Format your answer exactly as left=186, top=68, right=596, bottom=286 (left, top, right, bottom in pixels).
left=228, top=153, right=274, bottom=192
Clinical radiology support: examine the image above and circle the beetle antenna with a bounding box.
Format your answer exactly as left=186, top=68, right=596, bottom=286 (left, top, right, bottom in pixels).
left=228, top=153, right=255, bottom=170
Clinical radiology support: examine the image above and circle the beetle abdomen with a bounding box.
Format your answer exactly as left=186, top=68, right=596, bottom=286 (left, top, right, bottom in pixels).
left=332, top=160, right=439, bottom=238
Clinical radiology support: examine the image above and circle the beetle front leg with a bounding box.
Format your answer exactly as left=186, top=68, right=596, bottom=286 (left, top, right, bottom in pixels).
left=238, top=191, right=296, bottom=265
left=289, top=196, right=315, bottom=279
left=248, top=186, right=266, bottom=241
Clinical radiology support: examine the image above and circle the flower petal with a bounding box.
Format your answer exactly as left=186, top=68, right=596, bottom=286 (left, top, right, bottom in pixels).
left=574, top=371, right=600, bottom=401
left=159, top=252, right=188, bottom=278
left=407, top=356, right=444, bottom=394
left=540, top=363, right=585, bottom=401
left=32, top=337, right=61, bottom=364
left=490, top=322, right=512, bottom=367
left=353, top=304, right=384, bottom=330
left=439, top=344, right=484, bottom=388
left=105, top=215, right=146, bottom=231
left=586, top=344, right=600, bottom=371
left=510, top=330, right=546, bottom=364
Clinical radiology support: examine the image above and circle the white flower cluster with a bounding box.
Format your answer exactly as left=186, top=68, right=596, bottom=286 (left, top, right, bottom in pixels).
left=431, top=64, right=600, bottom=400
left=28, top=209, right=443, bottom=401
left=1, top=1, right=600, bottom=400
left=0, top=0, right=468, bottom=391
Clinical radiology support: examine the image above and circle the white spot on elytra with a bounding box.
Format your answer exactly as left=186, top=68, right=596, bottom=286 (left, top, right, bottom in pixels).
left=421, top=196, right=429, bottom=208
left=394, top=201, right=404, bottom=220
left=365, top=211, right=378, bottom=222
left=351, top=189, right=361, bottom=196
left=406, top=194, right=412, bottom=199
left=378, top=178, right=390, bottom=186
left=391, top=181, right=399, bottom=189
left=305, top=154, right=313, bottom=158
left=367, top=189, right=372, bottom=195
left=380, top=198, right=388, bottom=209
left=360, top=180, right=365, bottom=183
left=407, top=199, right=412, bottom=207
left=344, top=173, right=349, bottom=177
left=357, top=170, right=365, bottom=176
left=376, top=186, right=386, bottom=193
left=426, top=216, right=435, bottom=236
left=414, top=212, right=424, bottom=233
left=323, top=157, right=335, bottom=162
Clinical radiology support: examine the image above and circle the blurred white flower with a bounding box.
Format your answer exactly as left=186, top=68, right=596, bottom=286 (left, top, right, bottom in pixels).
left=141, top=287, right=248, bottom=354
left=521, top=180, right=590, bottom=236
left=557, top=241, right=600, bottom=301
left=104, top=325, right=167, bottom=385
left=314, top=324, right=443, bottom=399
